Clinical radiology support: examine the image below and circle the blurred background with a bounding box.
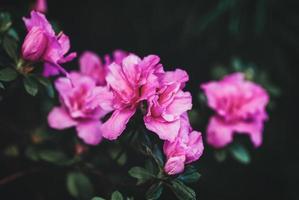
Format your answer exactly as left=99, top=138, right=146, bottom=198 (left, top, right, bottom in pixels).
left=1, top=0, right=298, bottom=199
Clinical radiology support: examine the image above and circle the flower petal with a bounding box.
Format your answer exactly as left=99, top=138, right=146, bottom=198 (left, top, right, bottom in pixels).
left=76, top=121, right=103, bottom=145
left=101, top=108, right=136, bottom=140
left=48, top=107, right=77, bottom=129
left=164, top=155, right=186, bottom=175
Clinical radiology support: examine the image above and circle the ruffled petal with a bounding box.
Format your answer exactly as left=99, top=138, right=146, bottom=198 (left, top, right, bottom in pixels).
left=48, top=107, right=77, bottom=129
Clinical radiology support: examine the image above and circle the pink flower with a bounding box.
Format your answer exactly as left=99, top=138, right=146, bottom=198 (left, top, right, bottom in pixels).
left=144, top=69, right=192, bottom=142
left=47, top=72, right=113, bottom=145
left=33, top=0, right=47, bottom=13
left=163, top=113, right=204, bottom=175
left=22, top=11, right=76, bottom=76
left=79, top=50, right=128, bottom=86
left=100, top=54, right=163, bottom=140
left=201, top=72, right=269, bottom=148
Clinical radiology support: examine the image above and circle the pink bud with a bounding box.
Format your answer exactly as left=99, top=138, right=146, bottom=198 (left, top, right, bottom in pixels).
left=22, top=26, right=48, bottom=61
left=34, top=0, right=47, bottom=13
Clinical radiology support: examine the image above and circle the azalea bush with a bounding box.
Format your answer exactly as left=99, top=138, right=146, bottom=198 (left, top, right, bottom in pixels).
left=1, top=0, right=295, bottom=200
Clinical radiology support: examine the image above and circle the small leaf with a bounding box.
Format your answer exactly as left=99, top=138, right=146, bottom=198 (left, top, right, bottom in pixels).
left=0, top=12, right=12, bottom=32
left=23, top=76, right=38, bottom=96
left=111, top=191, right=123, bottom=200
left=177, top=166, right=201, bottom=184
left=0, top=82, right=4, bottom=89
left=128, top=166, right=154, bottom=185
left=3, top=35, right=18, bottom=61
left=214, top=149, right=227, bottom=162
left=146, top=182, right=163, bottom=200
left=36, top=76, right=55, bottom=98
left=152, top=144, right=164, bottom=167
left=38, top=150, right=69, bottom=164
left=0, top=67, right=17, bottom=82
left=7, top=28, right=19, bottom=41
left=91, top=197, right=106, bottom=200
left=229, top=143, right=250, bottom=164
left=170, top=180, right=196, bottom=200
left=67, top=172, right=94, bottom=200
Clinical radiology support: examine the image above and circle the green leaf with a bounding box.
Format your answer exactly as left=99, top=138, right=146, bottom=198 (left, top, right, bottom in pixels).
left=0, top=12, right=12, bottom=33
left=214, top=149, right=227, bottom=162
left=146, top=182, right=163, bottom=200
left=91, top=197, right=106, bottom=200
left=3, top=35, right=18, bottom=61
left=38, top=150, right=69, bottom=164
left=111, top=191, right=123, bottom=200
left=36, top=76, right=55, bottom=98
left=152, top=144, right=164, bottom=167
left=23, top=76, right=39, bottom=96
left=177, top=166, right=201, bottom=184
left=128, top=166, right=154, bottom=185
left=0, top=67, right=17, bottom=82
left=170, top=180, right=196, bottom=200
left=229, top=143, right=250, bottom=164
left=7, top=28, right=19, bottom=41
left=0, top=82, right=4, bottom=89
left=67, top=172, right=94, bottom=200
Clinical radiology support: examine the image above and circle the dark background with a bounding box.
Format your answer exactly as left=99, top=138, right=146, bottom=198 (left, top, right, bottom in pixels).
left=1, top=0, right=299, bottom=199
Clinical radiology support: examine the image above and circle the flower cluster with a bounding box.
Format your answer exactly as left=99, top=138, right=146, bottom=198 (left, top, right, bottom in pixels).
left=47, top=50, right=204, bottom=175
left=201, top=73, right=269, bottom=148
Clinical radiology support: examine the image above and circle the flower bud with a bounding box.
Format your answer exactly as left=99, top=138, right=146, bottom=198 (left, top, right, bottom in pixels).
left=22, top=26, right=48, bottom=61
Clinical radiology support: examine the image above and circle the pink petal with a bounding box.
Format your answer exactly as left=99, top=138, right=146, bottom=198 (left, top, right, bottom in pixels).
left=43, top=63, right=60, bottom=77
left=76, top=121, right=103, bottom=145
left=23, top=11, right=54, bottom=36
left=164, top=155, right=186, bottom=175
left=101, top=108, right=136, bottom=140
left=144, top=117, right=180, bottom=142
left=48, top=107, right=77, bottom=129
left=121, top=54, right=141, bottom=87
left=206, top=116, right=234, bottom=148
left=185, top=131, right=204, bottom=163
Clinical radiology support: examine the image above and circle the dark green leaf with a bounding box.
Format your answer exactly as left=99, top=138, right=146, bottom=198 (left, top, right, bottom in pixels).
left=0, top=67, right=17, bottom=82
left=67, top=172, right=94, bottom=200
left=146, top=182, right=163, bottom=200
left=229, top=143, right=250, bottom=164
left=214, top=149, right=227, bottom=162
left=3, top=35, right=18, bottom=61
left=170, top=180, right=196, bottom=200
left=177, top=166, right=201, bottom=183
left=111, top=191, right=123, bottom=200
left=152, top=144, right=164, bottom=167
left=91, top=197, right=105, bottom=200
left=36, top=76, right=55, bottom=98
left=128, top=166, right=154, bottom=185
left=7, top=28, right=19, bottom=41
left=0, top=12, right=12, bottom=32
left=38, top=150, right=69, bottom=164
left=23, top=76, right=38, bottom=96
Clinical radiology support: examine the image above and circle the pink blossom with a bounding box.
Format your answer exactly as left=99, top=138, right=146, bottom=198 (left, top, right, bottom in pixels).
left=100, top=54, right=163, bottom=140
left=47, top=72, right=113, bottom=145
left=201, top=72, right=269, bottom=148
left=163, top=113, right=204, bottom=175
left=33, top=0, right=47, bottom=13
left=22, top=11, right=76, bottom=76
left=144, top=69, right=192, bottom=142
left=79, top=50, right=127, bottom=86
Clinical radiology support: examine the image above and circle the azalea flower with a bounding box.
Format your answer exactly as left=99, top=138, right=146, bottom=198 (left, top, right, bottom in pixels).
left=100, top=54, right=162, bottom=140
left=144, top=69, right=192, bottom=142
left=163, top=113, right=204, bottom=175
left=47, top=72, right=113, bottom=145
left=201, top=72, right=269, bottom=148
left=21, top=11, right=76, bottom=76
